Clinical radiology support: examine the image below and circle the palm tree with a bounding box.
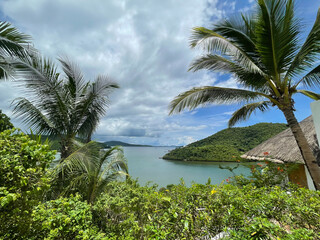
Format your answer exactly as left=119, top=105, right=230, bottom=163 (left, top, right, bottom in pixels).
left=0, top=21, right=34, bottom=79
left=12, top=55, right=119, bottom=159
left=169, top=0, right=320, bottom=189
left=53, top=142, right=128, bottom=203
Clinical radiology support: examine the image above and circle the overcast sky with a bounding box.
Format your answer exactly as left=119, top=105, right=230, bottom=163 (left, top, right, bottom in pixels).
left=0, top=0, right=319, bottom=146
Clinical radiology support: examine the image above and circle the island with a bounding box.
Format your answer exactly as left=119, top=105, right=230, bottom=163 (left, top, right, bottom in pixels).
left=162, top=123, right=287, bottom=162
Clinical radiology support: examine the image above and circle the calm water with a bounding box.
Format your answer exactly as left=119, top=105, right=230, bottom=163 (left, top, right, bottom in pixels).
left=124, top=147, right=253, bottom=187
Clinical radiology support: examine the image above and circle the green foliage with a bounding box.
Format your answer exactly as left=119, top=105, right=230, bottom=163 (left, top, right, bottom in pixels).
left=0, top=21, right=34, bottom=80
left=0, top=110, right=13, bottom=132
left=0, top=128, right=56, bottom=239
left=52, top=143, right=128, bottom=203
left=1, top=135, right=318, bottom=240
left=29, top=134, right=86, bottom=151
left=93, top=179, right=320, bottom=239
left=170, top=0, right=320, bottom=125
left=163, top=123, right=287, bottom=161
left=30, top=195, right=106, bottom=240
left=231, top=161, right=297, bottom=188
left=169, top=0, right=320, bottom=188
left=12, top=56, right=119, bottom=158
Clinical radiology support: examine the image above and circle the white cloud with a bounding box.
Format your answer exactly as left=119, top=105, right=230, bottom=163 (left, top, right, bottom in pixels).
left=216, top=76, right=239, bottom=88
left=0, top=0, right=243, bottom=145
left=178, top=136, right=196, bottom=146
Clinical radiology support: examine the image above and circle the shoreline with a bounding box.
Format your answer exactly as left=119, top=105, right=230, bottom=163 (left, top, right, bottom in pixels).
left=161, top=157, right=256, bottom=163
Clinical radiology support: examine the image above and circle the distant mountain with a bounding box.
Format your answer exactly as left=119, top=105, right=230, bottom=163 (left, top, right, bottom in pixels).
left=162, top=123, right=288, bottom=162
left=100, top=141, right=152, bottom=148
left=29, top=134, right=164, bottom=150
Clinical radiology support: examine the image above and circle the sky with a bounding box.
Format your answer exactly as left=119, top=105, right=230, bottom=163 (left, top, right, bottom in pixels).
left=0, top=0, right=319, bottom=146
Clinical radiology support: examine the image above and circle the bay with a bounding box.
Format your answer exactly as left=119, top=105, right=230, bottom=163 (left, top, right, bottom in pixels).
left=124, top=146, right=253, bottom=187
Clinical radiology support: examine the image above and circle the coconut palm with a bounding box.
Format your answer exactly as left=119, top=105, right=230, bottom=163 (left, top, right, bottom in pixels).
left=0, top=21, right=34, bottom=79
left=169, top=0, right=320, bottom=189
left=12, top=55, right=119, bottom=159
left=53, top=142, right=128, bottom=203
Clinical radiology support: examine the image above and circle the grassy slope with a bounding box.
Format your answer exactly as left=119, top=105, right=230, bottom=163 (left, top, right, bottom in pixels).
left=163, top=123, right=287, bottom=162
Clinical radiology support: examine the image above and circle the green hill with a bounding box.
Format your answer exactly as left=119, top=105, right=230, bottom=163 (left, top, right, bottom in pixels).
left=162, top=123, right=287, bottom=162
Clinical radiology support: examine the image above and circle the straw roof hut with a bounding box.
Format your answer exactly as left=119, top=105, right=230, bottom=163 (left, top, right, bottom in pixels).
left=241, top=116, right=320, bottom=164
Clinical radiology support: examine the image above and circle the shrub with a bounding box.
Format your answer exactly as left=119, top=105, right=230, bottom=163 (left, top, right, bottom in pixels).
left=0, top=129, right=56, bottom=239
left=31, top=195, right=106, bottom=240
left=230, top=161, right=292, bottom=188
left=93, top=179, right=320, bottom=239
left=0, top=110, right=13, bottom=132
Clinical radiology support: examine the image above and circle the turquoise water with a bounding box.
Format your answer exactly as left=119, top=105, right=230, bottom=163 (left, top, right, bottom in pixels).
left=124, top=147, right=253, bottom=187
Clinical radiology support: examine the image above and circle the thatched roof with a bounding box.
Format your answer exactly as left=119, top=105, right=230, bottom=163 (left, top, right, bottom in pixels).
left=241, top=116, right=319, bottom=164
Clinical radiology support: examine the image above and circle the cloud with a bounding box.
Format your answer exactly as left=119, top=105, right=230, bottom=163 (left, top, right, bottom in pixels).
left=0, top=0, right=250, bottom=145
left=178, top=136, right=196, bottom=146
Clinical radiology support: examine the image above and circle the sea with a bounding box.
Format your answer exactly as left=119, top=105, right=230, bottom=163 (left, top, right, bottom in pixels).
left=124, top=146, right=253, bottom=187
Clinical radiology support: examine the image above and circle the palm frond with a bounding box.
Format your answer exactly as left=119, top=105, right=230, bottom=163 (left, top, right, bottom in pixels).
left=55, top=141, right=100, bottom=174
left=0, top=57, right=15, bottom=80
left=169, top=86, right=262, bottom=114
left=76, top=76, right=119, bottom=139
left=12, top=55, right=73, bottom=136
left=255, top=0, right=300, bottom=80
left=189, top=54, right=268, bottom=91
left=11, top=55, right=119, bottom=158
left=189, top=54, right=238, bottom=72
left=58, top=57, right=86, bottom=98
left=53, top=143, right=127, bottom=203
left=285, top=8, right=320, bottom=78
left=99, top=146, right=124, bottom=167
left=0, top=21, right=33, bottom=58
left=12, top=54, right=59, bottom=93
left=12, top=97, right=56, bottom=134
left=213, top=14, right=257, bottom=58
left=297, top=90, right=320, bottom=100
left=190, top=27, right=265, bottom=75
left=228, top=101, right=272, bottom=127
left=294, top=64, right=320, bottom=88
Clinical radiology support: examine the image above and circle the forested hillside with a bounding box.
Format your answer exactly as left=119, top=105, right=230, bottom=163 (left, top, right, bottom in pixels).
left=163, top=123, right=287, bottom=162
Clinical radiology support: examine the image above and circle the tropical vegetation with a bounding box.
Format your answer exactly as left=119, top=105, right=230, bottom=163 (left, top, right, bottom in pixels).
left=169, top=0, right=320, bottom=189
left=0, top=128, right=56, bottom=238
left=163, top=122, right=287, bottom=161
left=0, top=21, right=34, bottom=80
left=1, top=1, right=320, bottom=238
left=12, top=56, right=119, bottom=159
left=1, top=131, right=319, bottom=239
left=52, top=143, right=128, bottom=203
left=0, top=109, right=13, bottom=132
left=92, top=178, right=319, bottom=239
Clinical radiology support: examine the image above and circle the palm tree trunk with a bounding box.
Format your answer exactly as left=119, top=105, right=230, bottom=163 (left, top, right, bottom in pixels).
left=60, top=136, right=73, bottom=160
left=282, top=108, right=320, bottom=190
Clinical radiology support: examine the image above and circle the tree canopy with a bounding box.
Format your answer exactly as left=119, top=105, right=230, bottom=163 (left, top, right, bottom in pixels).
left=169, top=0, right=320, bottom=189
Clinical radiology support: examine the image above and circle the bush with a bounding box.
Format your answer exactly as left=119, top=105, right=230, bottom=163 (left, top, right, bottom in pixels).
left=0, top=110, right=13, bottom=132
left=230, top=161, right=292, bottom=188
left=0, top=129, right=56, bottom=239
left=93, top=179, right=320, bottom=239
left=1, top=129, right=319, bottom=239
left=31, top=195, right=106, bottom=240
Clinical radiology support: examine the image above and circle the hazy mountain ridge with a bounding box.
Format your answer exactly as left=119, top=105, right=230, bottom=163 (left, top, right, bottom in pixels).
left=100, top=141, right=152, bottom=147
left=31, top=135, right=153, bottom=150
